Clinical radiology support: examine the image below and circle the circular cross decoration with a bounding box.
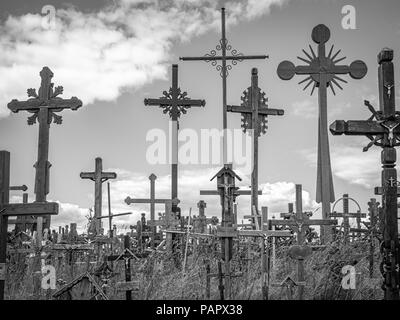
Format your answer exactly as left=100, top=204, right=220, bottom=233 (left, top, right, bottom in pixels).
left=277, top=61, right=296, bottom=80
left=288, top=245, right=312, bottom=260
left=311, top=24, right=330, bottom=44
left=349, top=60, right=368, bottom=79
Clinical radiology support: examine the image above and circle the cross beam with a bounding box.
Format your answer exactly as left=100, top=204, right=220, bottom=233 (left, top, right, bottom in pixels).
left=8, top=67, right=82, bottom=229
left=80, top=157, right=116, bottom=235
left=277, top=24, right=367, bottom=243
left=180, top=7, right=267, bottom=163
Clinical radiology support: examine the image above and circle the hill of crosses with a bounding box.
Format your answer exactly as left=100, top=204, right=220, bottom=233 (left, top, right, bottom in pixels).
left=0, top=3, right=399, bottom=302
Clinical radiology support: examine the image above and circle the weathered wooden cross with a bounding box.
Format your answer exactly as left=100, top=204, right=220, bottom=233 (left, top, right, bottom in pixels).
left=330, top=194, right=366, bottom=243
left=227, top=68, right=284, bottom=226
left=180, top=7, right=268, bottom=163
left=277, top=24, right=367, bottom=242
left=125, top=174, right=171, bottom=248
left=330, top=48, right=400, bottom=300
left=80, top=157, right=117, bottom=235
left=8, top=67, right=82, bottom=230
left=0, top=151, right=59, bottom=300
left=144, top=65, right=205, bottom=216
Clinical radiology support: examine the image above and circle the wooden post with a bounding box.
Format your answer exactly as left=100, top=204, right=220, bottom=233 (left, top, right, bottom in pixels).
left=277, top=24, right=367, bottom=243
left=8, top=67, right=83, bottom=230
left=227, top=68, right=284, bottom=225
left=330, top=48, right=399, bottom=299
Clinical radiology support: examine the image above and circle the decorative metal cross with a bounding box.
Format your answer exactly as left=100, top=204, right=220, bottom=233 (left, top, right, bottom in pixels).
left=227, top=68, right=284, bottom=226
left=180, top=7, right=268, bottom=164
left=80, top=158, right=117, bottom=235
left=125, top=174, right=171, bottom=249
left=330, top=194, right=366, bottom=243
left=0, top=151, right=59, bottom=300
left=8, top=67, right=82, bottom=229
left=330, top=48, right=399, bottom=300
left=144, top=65, right=205, bottom=216
left=277, top=24, right=367, bottom=243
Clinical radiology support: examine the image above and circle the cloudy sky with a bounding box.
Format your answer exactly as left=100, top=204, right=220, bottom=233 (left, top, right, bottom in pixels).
left=0, top=0, right=399, bottom=232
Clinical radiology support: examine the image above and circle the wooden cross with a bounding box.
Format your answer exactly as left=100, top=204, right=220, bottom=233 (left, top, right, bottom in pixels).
left=180, top=7, right=268, bottom=163
left=125, top=174, right=171, bottom=248
left=330, top=194, right=366, bottom=243
left=0, top=151, right=59, bottom=300
left=270, top=184, right=337, bottom=244
left=280, top=203, right=295, bottom=220
left=8, top=185, right=30, bottom=233
left=144, top=65, right=205, bottom=216
left=277, top=24, right=367, bottom=243
left=330, top=48, right=400, bottom=300
left=8, top=67, right=82, bottom=230
left=80, top=157, right=117, bottom=235
left=192, top=200, right=213, bottom=234
left=227, top=68, right=284, bottom=225
left=106, top=236, right=139, bottom=300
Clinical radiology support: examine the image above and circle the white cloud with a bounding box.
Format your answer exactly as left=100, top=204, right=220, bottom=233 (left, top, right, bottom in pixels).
left=0, top=0, right=289, bottom=117
left=291, top=99, right=316, bottom=119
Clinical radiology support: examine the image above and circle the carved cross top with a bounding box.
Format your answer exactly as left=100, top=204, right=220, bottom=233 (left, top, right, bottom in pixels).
left=8, top=67, right=82, bottom=125
left=144, top=64, right=205, bottom=121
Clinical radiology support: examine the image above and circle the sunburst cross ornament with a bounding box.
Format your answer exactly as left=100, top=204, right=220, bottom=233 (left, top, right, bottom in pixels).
left=277, top=24, right=367, bottom=243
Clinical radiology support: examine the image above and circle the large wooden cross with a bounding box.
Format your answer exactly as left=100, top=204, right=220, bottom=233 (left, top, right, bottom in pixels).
left=277, top=24, right=367, bottom=242
left=330, top=194, right=366, bottom=243
left=330, top=48, right=400, bottom=300
left=227, top=68, right=284, bottom=226
left=144, top=65, right=205, bottom=216
left=8, top=67, right=82, bottom=230
left=125, top=174, right=171, bottom=248
left=0, top=151, right=59, bottom=300
left=80, top=157, right=117, bottom=235
left=180, top=7, right=267, bottom=163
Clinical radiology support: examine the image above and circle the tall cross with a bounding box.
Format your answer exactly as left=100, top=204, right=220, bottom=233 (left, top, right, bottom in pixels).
left=144, top=65, right=205, bottom=216
left=227, top=68, right=284, bottom=225
left=125, top=174, right=171, bottom=248
left=330, top=194, right=366, bottom=243
left=80, top=157, right=117, bottom=235
left=330, top=48, right=399, bottom=300
left=180, top=7, right=268, bottom=164
left=0, top=151, right=59, bottom=300
left=8, top=67, right=82, bottom=230
left=277, top=24, right=367, bottom=242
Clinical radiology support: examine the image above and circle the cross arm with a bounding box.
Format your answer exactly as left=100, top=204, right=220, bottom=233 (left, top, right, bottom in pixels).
left=330, top=212, right=367, bottom=218
left=80, top=172, right=95, bottom=180
left=375, top=186, right=400, bottom=195
left=1, top=202, right=59, bottom=216
left=8, top=99, right=44, bottom=112
left=124, top=197, right=170, bottom=205
left=96, top=212, right=132, bottom=219
left=46, top=97, right=83, bottom=111
left=101, top=172, right=117, bottom=180
left=238, top=230, right=292, bottom=237
left=9, top=185, right=28, bottom=191
left=227, top=105, right=284, bottom=116
left=330, top=120, right=389, bottom=135
left=179, top=55, right=268, bottom=61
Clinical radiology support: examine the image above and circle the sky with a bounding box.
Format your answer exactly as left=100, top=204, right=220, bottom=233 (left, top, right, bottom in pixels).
left=0, top=0, right=399, bottom=233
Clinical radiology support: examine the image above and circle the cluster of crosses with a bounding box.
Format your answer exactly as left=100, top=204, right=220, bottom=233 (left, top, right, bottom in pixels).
left=0, top=7, right=399, bottom=301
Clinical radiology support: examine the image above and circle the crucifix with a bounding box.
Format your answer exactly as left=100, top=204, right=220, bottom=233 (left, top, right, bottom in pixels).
left=180, top=7, right=268, bottom=164
left=0, top=151, right=59, bottom=300
left=200, top=164, right=260, bottom=299
left=125, top=174, right=171, bottom=248
left=144, top=65, right=205, bottom=217
left=8, top=67, right=82, bottom=230
left=80, top=157, right=117, bottom=235
left=227, top=68, right=284, bottom=225
left=277, top=24, right=367, bottom=242
left=330, top=194, right=366, bottom=243
left=330, top=48, right=400, bottom=300
left=106, top=235, right=139, bottom=300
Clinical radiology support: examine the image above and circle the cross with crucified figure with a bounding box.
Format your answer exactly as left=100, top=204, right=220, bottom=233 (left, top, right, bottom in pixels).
left=8, top=67, right=82, bottom=230
left=277, top=24, right=367, bottom=243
